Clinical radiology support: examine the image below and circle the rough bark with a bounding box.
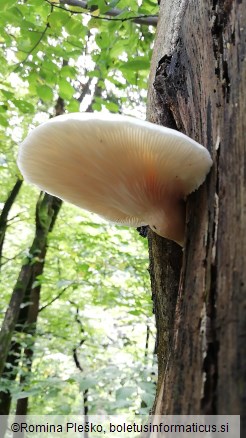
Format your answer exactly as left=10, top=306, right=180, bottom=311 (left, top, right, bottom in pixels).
left=147, top=0, right=246, bottom=431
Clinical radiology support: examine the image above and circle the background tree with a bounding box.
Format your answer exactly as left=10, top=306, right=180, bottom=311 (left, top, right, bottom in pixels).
left=147, top=0, right=245, bottom=433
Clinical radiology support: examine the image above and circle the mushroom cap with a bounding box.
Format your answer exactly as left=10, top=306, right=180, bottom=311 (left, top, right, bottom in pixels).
left=17, top=113, right=212, bottom=245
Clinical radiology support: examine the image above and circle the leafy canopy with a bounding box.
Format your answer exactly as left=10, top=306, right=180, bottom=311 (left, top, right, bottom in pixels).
left=0, top=0, right=157, bottom=415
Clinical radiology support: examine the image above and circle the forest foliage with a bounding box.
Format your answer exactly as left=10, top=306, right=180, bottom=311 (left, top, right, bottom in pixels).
left=0, top=0, right=158, bottom=415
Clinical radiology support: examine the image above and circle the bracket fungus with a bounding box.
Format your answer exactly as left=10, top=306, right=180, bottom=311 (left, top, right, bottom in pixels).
left=17, top=113, right=212, bottom=246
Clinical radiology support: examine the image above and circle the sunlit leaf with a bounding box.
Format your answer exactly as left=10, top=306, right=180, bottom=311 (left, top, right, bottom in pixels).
left=36, top=84, right=53, bottom=101
left=58, top=78, right=74, bottom=100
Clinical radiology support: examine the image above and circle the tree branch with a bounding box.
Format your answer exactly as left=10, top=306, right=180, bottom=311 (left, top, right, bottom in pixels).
left=58, top=0, right=158, bottom=26
left=14, top=4, right=53, bottom=71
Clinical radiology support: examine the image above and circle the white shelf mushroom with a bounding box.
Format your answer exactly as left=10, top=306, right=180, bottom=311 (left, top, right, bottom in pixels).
left=17, top=113, right=212, bottom=246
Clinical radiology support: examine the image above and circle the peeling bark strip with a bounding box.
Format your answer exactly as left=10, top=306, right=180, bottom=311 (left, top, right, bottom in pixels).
left=147, top=0, right=246, bottom=430
left=148, top=233, right=182, bottom=390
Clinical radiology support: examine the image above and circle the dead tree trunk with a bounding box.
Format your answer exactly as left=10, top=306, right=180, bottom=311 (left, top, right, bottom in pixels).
left=147, top=0, right=246, bottom=432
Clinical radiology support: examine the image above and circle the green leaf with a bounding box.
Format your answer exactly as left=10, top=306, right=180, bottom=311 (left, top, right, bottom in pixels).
left=88, top=16, right=104, bottom=30
left=87, top=70, right=101, bottom=78
left=109, top=40, right=127, bottom=58
left=0, top=0, right=17, bottom=11
left=140, top=391, right=155, bottom=407
left=58, top=78, right=74, bottom=100
left=36, top=84, right=53, bottom=101
left=119, top=58, right=150, bottom=72
left=95, top=32, right=111, bottom=49
left=79, top=377, right=97, bottom=391
left=104, top=101, right=119, bottom=112
left=113, top=399, right=132, bottom=409
left=0, top=8, right=23, bottom=27
left=128, top=309, right=142, bottom=316
left=18, top=30, right=41, bottom=53
left=0, top=103, right=8, bottom=113
left=66, top=99, right=80, bottom=112
left=60, top=65, right=77, bottom=79
left=108, top=0, right=120, bottom=7
left=87, top=0, right=110, bottom=14
left=12, top=99, right=35, bottom=114
left=14, top=388, right=40, bottom=399
left=64, top=17, right=84, bottom=36
left=139, top=380, right=156, bottom=392
left=48, top=9, right=69, bottom=30
left=0, top=114, right=8, bottom=127
left=1, top=89, right=15, bottom=100
left=92, top=101, right=102, bottom=111
left=139, top=0, right=158, bottom=13
left=116, top=386, right=136, bottom=400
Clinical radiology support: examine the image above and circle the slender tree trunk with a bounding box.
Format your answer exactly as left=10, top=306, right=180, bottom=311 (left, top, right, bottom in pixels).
left=147, top=0, right=246, bottom=433
left=0, top=193, right=60, bottom=438
left=0, top=194, right=62, bottom=378
left=0, top=280, right=34, bottom=416
left=0, top=179, right=23, bottom=268
left=15, top=193, right=62, bottom=416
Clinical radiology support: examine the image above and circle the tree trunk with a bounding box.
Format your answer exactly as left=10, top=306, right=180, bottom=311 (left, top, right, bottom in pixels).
left=0, top=193, right=60, bottom=438
left=0, top=179, right=23, bottom=268
left=147, top=0, right=246, bottom=432
left=0, top=193, right=62, bottom=377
